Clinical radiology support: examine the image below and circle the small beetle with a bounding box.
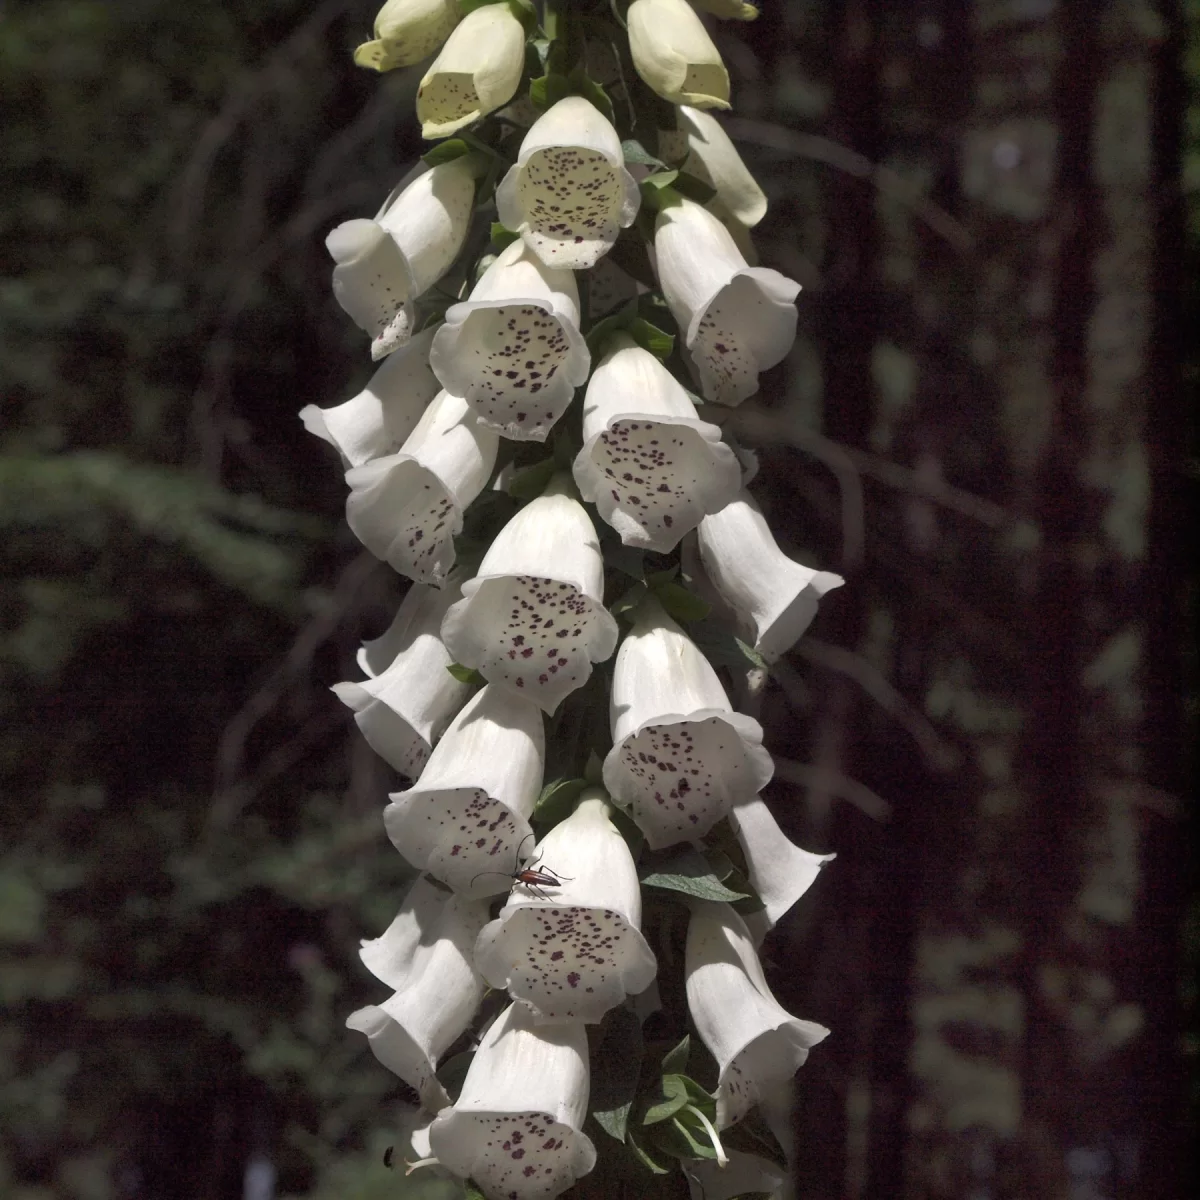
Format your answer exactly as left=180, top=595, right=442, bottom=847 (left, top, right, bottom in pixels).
left=470, top=832, right=573, bottom=900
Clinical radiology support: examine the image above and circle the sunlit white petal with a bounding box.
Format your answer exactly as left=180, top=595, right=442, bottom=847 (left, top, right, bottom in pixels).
left=300, top=326, right=440, bottom=467
left=416, top=4, right=526, bottom=139
left=729, top=795, right=834, bottom=934
left=603, top=599, right=773, bottom=848
left=475, top=791, right=657, bottom=1023
left=678, top=106, right=767, bottom=228
left=686, top=900, right=829, bottom=1128
left=496, top=96, right=640, bottom=270
left=654, top=198, right=800, bottom=405
left=627, top=0, right=731, bottom=110
left=697, top=491, right=843, bottom=661
left=572, top=332, right=740, bottom=551
left=333, top=580, right=471, bottom=778
left=384, top=684, right=544, bottom=897
left=347, top=875, right=490, bottom=1109
left=441, top=478, right=618, bottom=714
left=429, top=1002, right=597, bottom=1200
left=431, top=239, right=590, bottom=441
left=345, top=390, right=499, bottom=586
left=353, top=0, right=461, bottom=72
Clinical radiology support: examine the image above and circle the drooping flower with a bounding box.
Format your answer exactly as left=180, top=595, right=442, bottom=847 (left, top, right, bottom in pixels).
left=475, top=790, right=657, bottom=1023
left=677, top=105, right=767, bottom=228
left=696, top=491, right=843, bottom=661
left=441, top=475, right=618, bottom=715
left=430, top=239, right=590, bottom=441
left=572, top=332, right=741, bottom=552
left=300, top=326, right=441, bottom=467
left=627, top=0, right=731, bottom=110
left=346, top=874, right=489, bottom=1110
left=654, top=197, right=800, bottom=405
left=345, top=389, right=499, bottom=586
left=427, top=1001, right=597, bottom=1199
left=729, top=794, right=834, bottom=933
left=603, top=597, right=773, bottom=848
left=495, top=96, right=640, bottom=270
left=416, top=2, right=526, bottom=140
left=686, top=900, right=829, bottom=1129
left=353, top=0, right=461, bottom=73
left=327, top=158, right=476, bottom=359
left=332, top=579, right=472, bottom=778
left=383, top=683, right=544, bottom=897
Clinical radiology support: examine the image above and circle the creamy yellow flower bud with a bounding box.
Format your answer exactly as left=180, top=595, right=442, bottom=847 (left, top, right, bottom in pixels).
left=416, top=3, right=526, bottom=139
left=353, top=0, right=461, bottom=73
left=627, top=0, right=731, bottom=110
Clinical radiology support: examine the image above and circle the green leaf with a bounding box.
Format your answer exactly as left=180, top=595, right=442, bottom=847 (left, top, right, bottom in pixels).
left=625, top=316, right=674, bottom=359
left=610, top=581, right=648, bottom=620
left=621, top=138, right=667, bottom=170
left=642, top=1074, right=689, bottom=1126
left=490, top=222, right=520, bottom=252
left=653, top=580, right=711, bottom=624
left=505, top=456, right=557, bottom=500
left=671, top=1109, right=720, bottom=1158
left=643, top=566, right=679, bottom=589
left=641, top=169, right=679, bottom=191
left=533, top=777, right=588, bottom=824
left=446, top=663, right=484, bottom=685
left=641, top=846, right=751, bottom=902
left=584, top=296, right=638, bottom=357
left=661, top=1033, right=690, bottom=1075
left=590, top=1007, right=643, bottom=1141
left=464, top=1185, right=488, bottom=1200
left=529, top=71, right=571, bottom=110
left=672, top=171, right=719, bottom=205
left=626, top=1131, right=671, bottom=1175
left=688, top=619, right=769, bottom=669
left=421, top=137, right=471, bottom=167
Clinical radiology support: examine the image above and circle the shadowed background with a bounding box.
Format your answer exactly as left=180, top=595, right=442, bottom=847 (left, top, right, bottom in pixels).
left=1, top=1, right=1194, bottom=1197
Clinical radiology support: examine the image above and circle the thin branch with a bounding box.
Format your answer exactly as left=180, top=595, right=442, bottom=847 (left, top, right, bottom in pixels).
left=729, top=405, right=1010, bottom=530
left=723, top=117, right=974, bottom=255
left=794, top=638, right=962, bottom=773
left=773, top=758, right=891, bottom=823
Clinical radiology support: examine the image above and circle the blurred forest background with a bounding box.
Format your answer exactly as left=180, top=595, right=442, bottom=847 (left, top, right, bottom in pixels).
left=1, top=0, right=1195, bottom=1197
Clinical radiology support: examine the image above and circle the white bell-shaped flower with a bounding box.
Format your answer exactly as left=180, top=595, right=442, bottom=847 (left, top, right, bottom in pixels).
left=332, top=580, right=472, bottom=778
left=685, top=1152, right=785, bottom=1200
left=627, top=0, right=731, bottom=110
left=384, top=684, right=544, bottom=897
left=686, top=900, right=829, bottom=1129
left=441, top=476, right=618, bottom=715
left=654, top=197, right=800, bottom=405
left=345, top=390, right=499, bottom=586
left=300, top=326, right=440, bottom=468
left=430, top=239, right=590, bottom=441
left=729, top=795, right=833, bottom=933
left=495, top=96, right=640, bottom=270
left=603, top=598, right=773, bottom=848
left=416, top=2, right=526, bottom=140
left=428, top=1001, right=597, bottom=1200
left=572, top=332, right=741, bottom=552
left=327, top=159, right=476, bottom=359
left=697, top=492, right=843, bottom=662
left=353, top=0, right=461, bottom=73
left=678, top=106, right=767, bottom=228
left=475, top=791, right=657, bottom=1024
left=346, top=875, right=489, bottom=1110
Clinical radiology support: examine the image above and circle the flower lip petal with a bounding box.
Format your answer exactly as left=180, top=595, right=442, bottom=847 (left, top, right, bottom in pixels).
left=383, top=685, right=544, bottom=896
left=441, top=488, right=618, bottom=715
left=345, top=391, right=499, bottom=586
left=495, top=96, right=641, bottom=270
left=474, top=794, right=658, bottom=1023
left=685, top=901, right=829, bottom=1129
left=429, top=1002, right=597, bottom=1199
